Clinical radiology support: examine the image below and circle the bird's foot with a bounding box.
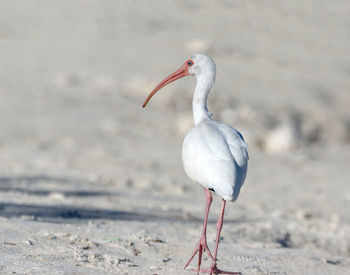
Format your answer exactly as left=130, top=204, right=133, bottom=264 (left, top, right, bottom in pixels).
left=184, top=235, right=215, bottom=270
left=189, top=263, right=241, bottom=274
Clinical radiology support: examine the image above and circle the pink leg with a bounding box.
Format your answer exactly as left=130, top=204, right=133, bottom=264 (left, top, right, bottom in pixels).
left=184, top=188, right=215, bottom=271
left=208, top=200, right=240, bottom=274
left=190, top=199, right=241, bottom=274
left=213, top=199, right=226, bottom=261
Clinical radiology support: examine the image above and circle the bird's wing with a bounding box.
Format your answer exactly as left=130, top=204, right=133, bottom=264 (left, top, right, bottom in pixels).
left=196, top=122, right=233, bottom=162
left=213, top=121, right=249, bottom=167
left=186, top=120, right=248, bottom=168
left=209, top=121, right=249, bottom=200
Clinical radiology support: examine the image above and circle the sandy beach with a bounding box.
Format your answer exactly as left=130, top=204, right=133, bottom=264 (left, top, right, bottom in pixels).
left=1, top=1, right=350, bottom=274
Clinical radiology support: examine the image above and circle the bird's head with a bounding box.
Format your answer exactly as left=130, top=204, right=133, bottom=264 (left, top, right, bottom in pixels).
left=187, top=53, right=216, bottom=77
left=142, top=53, right=216, bottom=108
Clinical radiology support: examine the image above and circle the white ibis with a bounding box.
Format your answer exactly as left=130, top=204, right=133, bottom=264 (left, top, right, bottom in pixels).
left=143, top=54, right=248, bottom=274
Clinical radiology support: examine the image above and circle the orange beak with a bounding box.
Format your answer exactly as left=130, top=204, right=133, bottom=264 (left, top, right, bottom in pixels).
left=142, top=64, right=189, bottom=108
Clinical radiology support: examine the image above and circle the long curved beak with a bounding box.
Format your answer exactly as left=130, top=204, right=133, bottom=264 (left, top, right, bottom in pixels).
left=142, top=65, right=189, bottom=108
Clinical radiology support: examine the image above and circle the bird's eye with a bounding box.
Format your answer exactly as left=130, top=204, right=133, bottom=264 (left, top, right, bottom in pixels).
left=187, top=60, right=193, bottom=66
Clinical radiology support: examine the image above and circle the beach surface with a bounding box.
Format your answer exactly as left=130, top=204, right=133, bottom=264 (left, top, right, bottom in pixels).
left=0, top=1, right=350, bottom=274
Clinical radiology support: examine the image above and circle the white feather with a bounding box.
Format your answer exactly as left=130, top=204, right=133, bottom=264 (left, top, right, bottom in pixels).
left=181, top=54, right=248, bottom=202
left=182, top=120, right=248, bottom=201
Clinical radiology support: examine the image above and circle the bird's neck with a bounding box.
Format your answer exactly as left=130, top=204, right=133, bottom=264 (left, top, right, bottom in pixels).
left=192, top=73, right=215, bottom=125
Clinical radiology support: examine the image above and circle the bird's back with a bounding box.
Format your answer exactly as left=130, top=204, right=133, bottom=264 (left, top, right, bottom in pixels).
left=182, top=120, right=248, bottom=201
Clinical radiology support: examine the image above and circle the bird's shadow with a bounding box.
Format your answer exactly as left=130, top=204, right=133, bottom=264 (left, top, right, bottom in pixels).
left=0, top=175, right=112, bottom=197
left=0, top=202, right=190, bottom=223
left=0, top=175, right=246, bottom=224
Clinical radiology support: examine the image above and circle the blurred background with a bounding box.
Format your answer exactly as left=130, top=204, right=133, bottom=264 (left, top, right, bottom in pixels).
left=0, top=1, right=349, bottom=274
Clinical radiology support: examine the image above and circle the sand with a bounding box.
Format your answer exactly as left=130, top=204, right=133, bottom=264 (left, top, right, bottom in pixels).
left=0, top=1, right=350, bottom=274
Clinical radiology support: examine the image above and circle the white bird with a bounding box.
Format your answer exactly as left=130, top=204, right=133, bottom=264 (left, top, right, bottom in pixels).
left=143, top=54, right=248, bottom=274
